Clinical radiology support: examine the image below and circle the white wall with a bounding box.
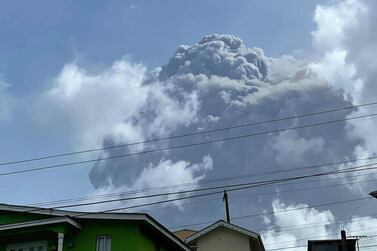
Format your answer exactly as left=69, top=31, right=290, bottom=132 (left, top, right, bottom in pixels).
left=196, top=227, right=251, bottom=251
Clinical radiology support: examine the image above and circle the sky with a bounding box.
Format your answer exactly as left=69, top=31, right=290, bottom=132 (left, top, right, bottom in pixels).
left=1, top=0, right=377, bottom=250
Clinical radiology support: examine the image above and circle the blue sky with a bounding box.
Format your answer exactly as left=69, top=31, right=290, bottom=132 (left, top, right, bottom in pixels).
left=0, top=0, right=322, bottom=93
left=2, top=1, right=377, bottom=249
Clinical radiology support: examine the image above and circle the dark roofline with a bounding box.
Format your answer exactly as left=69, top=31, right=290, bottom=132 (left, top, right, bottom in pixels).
left=308, top=239, right=357, bottom=243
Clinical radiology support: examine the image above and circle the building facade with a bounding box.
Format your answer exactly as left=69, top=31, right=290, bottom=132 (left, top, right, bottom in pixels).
left=0, top=204, right=190, bottom=251
left=176, top=220, right=265, bottom=251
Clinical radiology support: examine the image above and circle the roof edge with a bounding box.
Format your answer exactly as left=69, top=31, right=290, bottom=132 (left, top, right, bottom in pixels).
left=0, top=217, right=82, bottom=231
left=186, top=220, right=260, bottom=243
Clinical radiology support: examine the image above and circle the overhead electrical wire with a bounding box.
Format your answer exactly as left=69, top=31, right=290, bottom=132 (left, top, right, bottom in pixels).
left=165, top=196, right=371, bottom=230
left=2, top=101, right=377, bottom=167
left=286, top=196, right=374, bottom=248
left=1, top=101, right=377, bottom=249
left=16, top=161, right=377, bottom=217
left=29, top=156, right=377, bottom=207
left=2, top=103, right=377, bottom=242
left=169, top=206, right=377, bottom=232
left=14, top=162, right=376, bottom=220
left=263, top=204, right=376, bottom=247
left=171, top=212, right=377, bottom=240
left=2, top=112, right=377, bottom=177
left=265, top=229, right=377, bottom=248
left=5, top=196, right=375, bottom=239
left=259, top=213, right=377, bottom=235
left=7, top=166, right=377, bottom=243
left=32, top=163, right=375, bottom=217
left=10, top=198, right=375, bottom=237
left=140, top=175, right=377, bottom=214
left=31, top=170, right=377, bottom=209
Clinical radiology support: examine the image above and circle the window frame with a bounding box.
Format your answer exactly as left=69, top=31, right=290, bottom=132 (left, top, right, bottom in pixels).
left=96, top=235, right=112, bottom=251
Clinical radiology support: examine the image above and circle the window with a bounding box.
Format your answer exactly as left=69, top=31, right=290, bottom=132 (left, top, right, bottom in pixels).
left=6, top=241, right=47, bottom=251
left=96, top=236, right=111, bottom=251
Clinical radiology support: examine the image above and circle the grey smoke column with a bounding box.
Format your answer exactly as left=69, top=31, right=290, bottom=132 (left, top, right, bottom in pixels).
left=89, top=34, right=361, bottom=225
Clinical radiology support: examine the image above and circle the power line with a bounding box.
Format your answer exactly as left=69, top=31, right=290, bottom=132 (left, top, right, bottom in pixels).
left=35, top=170, right=377, bottom=211
left=167, top=197, right=372, bottom=230
left=30, top=163, right=377, bottom=213
left=2, top=112, right=377, bottom=177
left=6, top=196, right=374, bottom=238
left=13, top=161, right=375, bottom=220
left=29, top=156, right=377, bottom=208
left=263, top=216, right=377, bottom=248
left=265, top=228, right=377, bottom=248
left=230, top=197, right=371, bottom=221
left=69, top=165, right=377, bottom=219
left=260, top=214, right=377, bottom=237
left=18, top=161, right=377, bottom=218
left=287, top=198, right=373, bottom=248
left=17, top=198, right=370, bottom=235
left=2, top=101, right=377, bottom=167
left=139, top=175, right=377, bottom=215
left=232, top=213, right=377, bottom=240
left=11, top=196, right=376, bottom=246
left=7, top=197, right=377, bottom=251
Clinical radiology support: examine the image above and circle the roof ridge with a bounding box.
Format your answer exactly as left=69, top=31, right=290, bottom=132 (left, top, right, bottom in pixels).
left=185, top=219, right=260, bottom=243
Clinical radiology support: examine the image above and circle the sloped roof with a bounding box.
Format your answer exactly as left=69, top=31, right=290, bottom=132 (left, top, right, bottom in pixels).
left=185, top=220, right=260, bottom=243
left=0, top=203, right=190, bottom=251
left=174, top=229, right=198, bottom=241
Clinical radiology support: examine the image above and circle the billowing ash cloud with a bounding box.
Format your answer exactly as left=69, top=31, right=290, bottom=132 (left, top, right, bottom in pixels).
left=88, top=34, right=357, bottom=192
left=158, top=34, right=268, bottom=82
left=78, top=33, right=376, bottom=230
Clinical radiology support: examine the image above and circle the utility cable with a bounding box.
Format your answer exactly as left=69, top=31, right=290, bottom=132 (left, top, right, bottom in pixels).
left=1, top=112, right=377, bottom=177
left=2, top=101, right=377, bottom=166
left=29, top=156, right=377, bottom=207
left=17, top=162, right=377, bottom=216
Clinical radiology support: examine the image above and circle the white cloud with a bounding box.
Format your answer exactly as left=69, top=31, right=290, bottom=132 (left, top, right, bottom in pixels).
left=80, top=155, right=213, bottom=211
left=37, top=57, right=210, bottom=205
left=263, top=199, right=334, bottom=251
left=133, top=155, right=213, bottom=192
left=309, top=49, right=363, bottom=102
left=262, top=200, right=377, bottom=251
left=310, top=0, right=377, bottom=187
left=37, top=59, right=147, bottom=150
left=312, top=0, right=367, bottom=52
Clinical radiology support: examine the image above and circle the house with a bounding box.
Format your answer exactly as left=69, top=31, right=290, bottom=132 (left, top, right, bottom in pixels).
left=175, top=220, right=265, bottom=251
left=0, top=203, right=190, bottom=251
left=307, top=239, right=357, bottom=251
